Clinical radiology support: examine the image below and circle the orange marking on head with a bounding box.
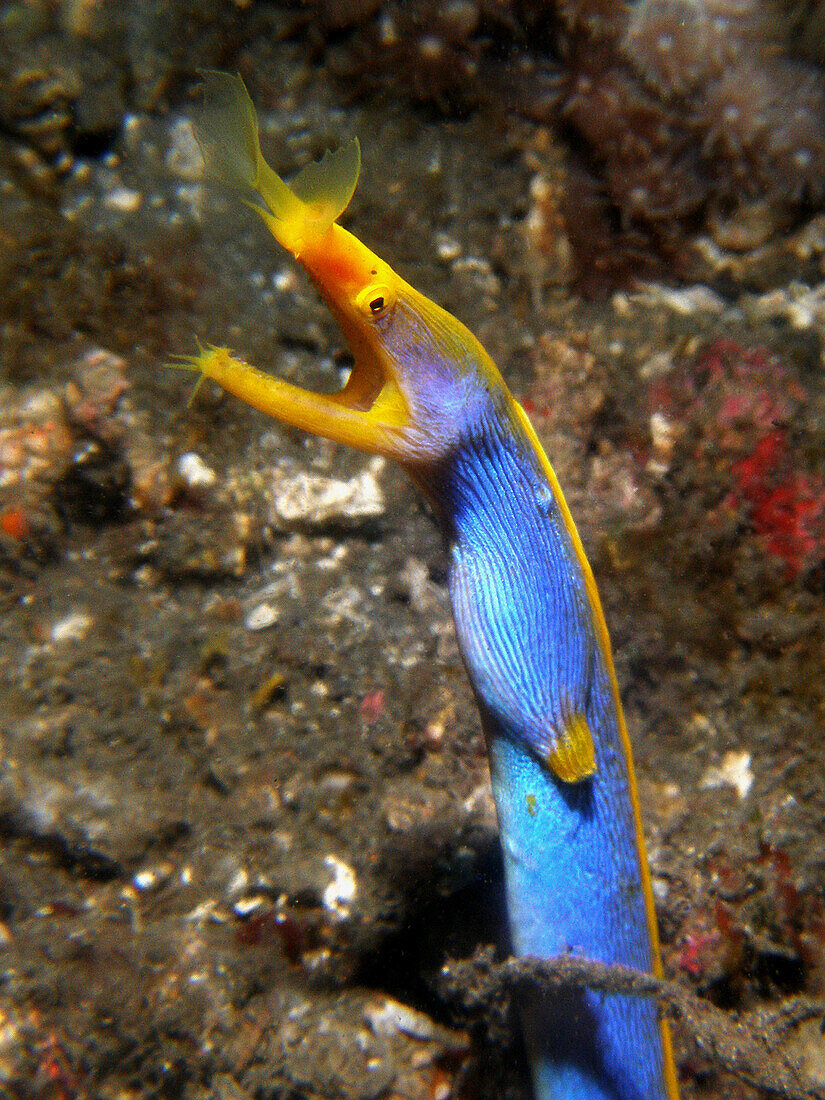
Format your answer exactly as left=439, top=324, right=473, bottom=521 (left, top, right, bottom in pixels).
left=299, top=224, right=381, bottom=298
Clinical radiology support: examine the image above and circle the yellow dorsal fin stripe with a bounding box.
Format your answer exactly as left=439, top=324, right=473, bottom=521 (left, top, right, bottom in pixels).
left=546, top=712, right=597, bottom=783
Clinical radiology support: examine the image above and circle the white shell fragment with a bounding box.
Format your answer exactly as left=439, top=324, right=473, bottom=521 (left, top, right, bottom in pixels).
left=50, top=611, right=93, bottom=645
left=628, top=283, right=726, bottom=316
left=322, top=854, right=357, bottom=917
left=244, top=601, right=279, bottom=631
left=177, top=451, right=217, bottom=492
left=270, top=458, right=385, bottom=529
left=699, top=750, right=754, bottom=800
left=743, top=282, right=825, bottom=332
left=165, top=118, right=205, bottom=181
left=103, top=186, right=142, bottom=213
left=364, top=997, right=438, bottom=1040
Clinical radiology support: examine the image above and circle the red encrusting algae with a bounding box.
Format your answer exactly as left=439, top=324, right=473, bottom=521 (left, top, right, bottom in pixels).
left=645, top=337, right=825, bottom=581
left=727, top=430, right=825, bottom=580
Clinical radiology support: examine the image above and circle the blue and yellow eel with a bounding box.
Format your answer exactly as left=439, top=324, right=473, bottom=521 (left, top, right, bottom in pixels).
left=181, top=73, right=680, bottom=1100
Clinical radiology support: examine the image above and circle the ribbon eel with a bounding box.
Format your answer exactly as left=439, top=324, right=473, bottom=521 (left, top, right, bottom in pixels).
left=184, top=72, right=680, bottom=1100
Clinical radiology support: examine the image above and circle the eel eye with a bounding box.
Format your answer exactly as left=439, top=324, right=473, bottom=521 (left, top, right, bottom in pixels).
left=356, top=282, right=395, bottom=321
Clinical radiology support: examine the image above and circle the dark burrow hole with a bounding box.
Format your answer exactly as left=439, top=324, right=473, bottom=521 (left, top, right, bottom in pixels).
left=53, top=439, right=130, bottom=527
left=356, top=842, right=533, bottom=1097
left=71, top=126, right=120, bottom=160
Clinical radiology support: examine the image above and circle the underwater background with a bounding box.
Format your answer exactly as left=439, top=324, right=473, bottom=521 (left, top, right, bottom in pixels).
left=1, top=1, right=825, bottom=1096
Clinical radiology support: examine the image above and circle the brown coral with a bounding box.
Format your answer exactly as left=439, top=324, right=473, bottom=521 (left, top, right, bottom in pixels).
left=773, top=0, right=825, bottom=63
left=620, top=0, right=730, bottom=97
left=315, top=0, right=825, bottom=280
left=700, top=58, right=825, bottom=204
left=554, top=0, right=825, bottom=279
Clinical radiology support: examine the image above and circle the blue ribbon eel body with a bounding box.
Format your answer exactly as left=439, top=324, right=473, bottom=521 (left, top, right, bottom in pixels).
left=442, top=404, right=678, bottom=1099
left=182, top=73, right=680, bottom=1100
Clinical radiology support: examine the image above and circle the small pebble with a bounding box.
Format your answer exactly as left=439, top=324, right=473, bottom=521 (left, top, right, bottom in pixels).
left=165, top=118, right=204, bottom=181
left=177, top=451, right=217, bottom=492
left=233, top=895, right=267, bottom=917
left=435, top=232, right=462, bottom=262
left=133, top=863, right=172, bottom=891
left=364, top=997, right=438, bottom=1040
left=104, top=186, right=142, bottom=213
left=322, top=855, right=357, bottom=916
left=50, top=611, right=93, bottom=645
left=244, top=602, right=278, bottom=631
left=699, top=750, right=754, bottom=800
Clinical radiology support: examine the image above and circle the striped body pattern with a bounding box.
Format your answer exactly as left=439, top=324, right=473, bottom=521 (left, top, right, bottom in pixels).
left=441, top=406, right=673, bottom=1098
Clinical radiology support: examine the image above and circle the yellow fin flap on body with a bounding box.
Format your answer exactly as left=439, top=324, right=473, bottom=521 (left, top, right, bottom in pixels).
left=546, top=712, right=597, bottom=783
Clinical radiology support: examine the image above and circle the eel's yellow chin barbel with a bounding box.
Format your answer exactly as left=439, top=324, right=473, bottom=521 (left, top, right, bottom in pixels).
left=185, top=71, right=416, bottom=458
